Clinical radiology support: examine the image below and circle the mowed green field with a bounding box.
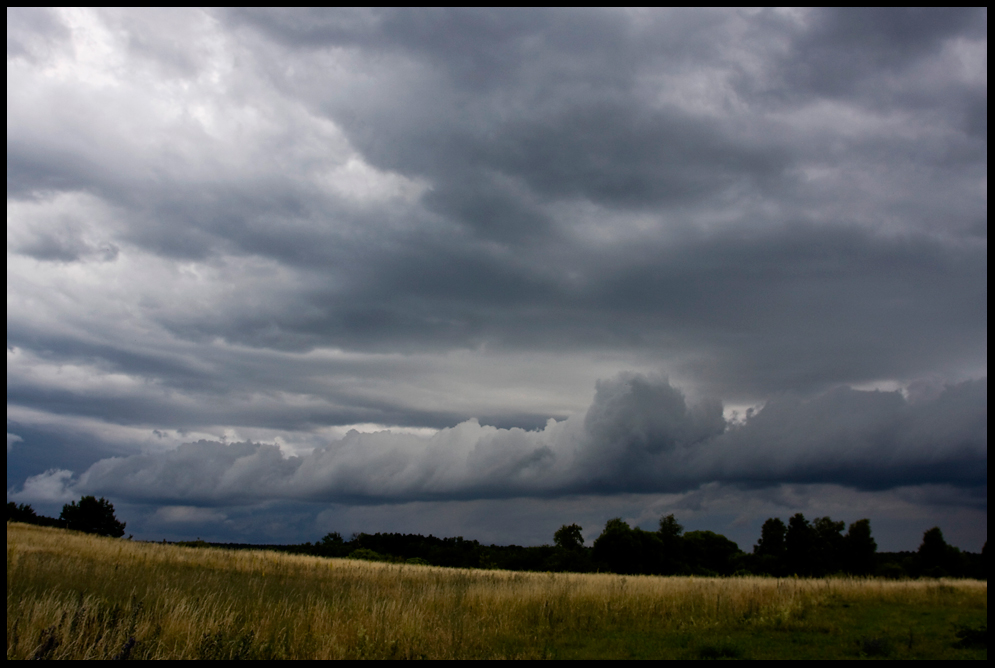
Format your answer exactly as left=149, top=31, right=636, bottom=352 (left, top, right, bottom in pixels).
left=7, top=523, right=987, bottom=660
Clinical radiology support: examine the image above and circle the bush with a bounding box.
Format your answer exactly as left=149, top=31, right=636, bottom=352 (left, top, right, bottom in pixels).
left=348, top=548, right=385, bottom=562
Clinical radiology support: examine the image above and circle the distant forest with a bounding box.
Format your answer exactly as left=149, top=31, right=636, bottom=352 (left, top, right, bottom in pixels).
left=8, top=501, right=987, bottom=580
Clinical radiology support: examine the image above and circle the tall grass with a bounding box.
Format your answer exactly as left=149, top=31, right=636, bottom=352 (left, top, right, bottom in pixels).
left=7, top=522, right=986, bottom=659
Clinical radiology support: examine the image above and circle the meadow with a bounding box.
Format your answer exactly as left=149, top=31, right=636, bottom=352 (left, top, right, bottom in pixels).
left=7, top=522, right=986, bottom=660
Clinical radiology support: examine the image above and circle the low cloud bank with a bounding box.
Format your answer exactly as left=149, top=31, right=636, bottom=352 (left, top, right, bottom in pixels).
left=16, top=375, right=987, bottom=506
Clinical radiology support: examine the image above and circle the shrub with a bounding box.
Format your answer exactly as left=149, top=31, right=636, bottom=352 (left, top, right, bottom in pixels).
left=347, top=548, right=385, bottom=562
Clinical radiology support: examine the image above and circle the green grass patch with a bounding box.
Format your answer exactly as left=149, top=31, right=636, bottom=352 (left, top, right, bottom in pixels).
left=541, top=595, right=987, bottom=660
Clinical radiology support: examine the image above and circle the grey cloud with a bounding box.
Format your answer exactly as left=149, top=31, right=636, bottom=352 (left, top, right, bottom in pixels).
left=5, top=355, right=476, bottom=435
left=12, top=221, right=119, bottom=263
left=423, top=102, right=789, bottom=220
left=225, top=10, right=790, bottom=232
left=224, top=7, right=383, bottom=49
left=781, top=8, right=986, bottom=98
left=290, top=223, right=984, bottom=394
left=6, top=7, right=69, bottom=63
left=7, top=433, right=23, bottom=453
left=228, top=8, right=640, bottom=83
left=583, top=373, right=724, bottom=456
left=964, top=90, right=987, bottom=140
left=110, top=9, right=212, bottom=80
left=698, top=379, right=987, bottom=490
left=6, top=146, right=103, bottom=201
left=206, top=11, right=986, bottom=380
left=64, top=375, right=985, bottom=506
left=230, top=9, right=747, bottom=105
left=159, top=221, right=982, bottom=392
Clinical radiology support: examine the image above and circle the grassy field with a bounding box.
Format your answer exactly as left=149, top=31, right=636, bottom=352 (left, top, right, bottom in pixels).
left=7, top=522, right=987, bottom=660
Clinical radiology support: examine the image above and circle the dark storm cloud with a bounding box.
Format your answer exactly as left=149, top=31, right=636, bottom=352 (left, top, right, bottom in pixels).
left=267, top=222, right=984, bottom=396
left=781, top=8, right=986, bottom=98
left=578, top=376, right=987, bottom=494
left=700, top=379, right=987, bottom=491
left=18, top=220, right=973, bottom=400
left=180, top=8, right=987, bottom=385
left=234, top=8, right=792, bottom=226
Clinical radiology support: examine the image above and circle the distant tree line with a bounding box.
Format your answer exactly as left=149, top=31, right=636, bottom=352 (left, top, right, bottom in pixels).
left=8, top=501, right=985, bottom=579
left=277, top=513, right=984, bottom=580
left=7, top=497, right=126, bottom=538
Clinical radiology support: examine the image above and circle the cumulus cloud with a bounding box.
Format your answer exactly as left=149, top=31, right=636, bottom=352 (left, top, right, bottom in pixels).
left=65, top=375, right=985, bottom=506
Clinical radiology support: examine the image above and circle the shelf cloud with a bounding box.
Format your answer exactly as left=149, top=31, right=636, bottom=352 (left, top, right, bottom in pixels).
left=15, top=375, right=980, bottom=510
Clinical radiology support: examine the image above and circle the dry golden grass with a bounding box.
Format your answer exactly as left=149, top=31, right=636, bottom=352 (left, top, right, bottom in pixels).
left=7, top=522, right=987, bottom=659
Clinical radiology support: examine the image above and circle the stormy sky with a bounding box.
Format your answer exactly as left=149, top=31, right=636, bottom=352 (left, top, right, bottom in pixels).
left=7, top=8, right=987, bottom=551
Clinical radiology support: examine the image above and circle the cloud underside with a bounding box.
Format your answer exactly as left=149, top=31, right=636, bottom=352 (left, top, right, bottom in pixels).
left=17, top=375, right=981, bottom=507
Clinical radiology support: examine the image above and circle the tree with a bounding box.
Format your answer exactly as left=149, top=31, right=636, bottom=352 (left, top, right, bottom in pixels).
left=593, top=518, right=661, bottom=575
left=785, top=513, right=815, bottom=576
left=918, top=526, right=960, bottom=577
left=811, top=516, right=846, bottom=576
left=317, top=532, right=348, bottom=557
left=593, top=518, right=635, bottom=573
left=683, top=531, right=742, bottom=576
left=554, top=524, right=585, bottom=551
left=549, top=523, right=595, bottom=572
left=657, top=514, right=683, bottom=540
left=59, top=496, right=126, bottom=537
left=983, top=542, right=988, bottom=580
left=754, top=518, right=787, bottom=557
left=754, top=517, right=787, bottom=576
left=842, top=519, right=877, bottom=575
left=8, top=502, right=38, bottom=524
left=656, top=514, right=686, bottom=574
